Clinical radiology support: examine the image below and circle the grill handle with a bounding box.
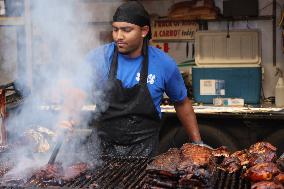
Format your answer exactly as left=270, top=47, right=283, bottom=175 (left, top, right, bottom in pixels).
left=48, top=138, right=63, bottom=164
left=48, top=127, right=67, bottom=164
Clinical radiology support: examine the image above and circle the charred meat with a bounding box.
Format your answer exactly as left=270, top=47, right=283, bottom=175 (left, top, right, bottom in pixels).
left=249, top=142, right=277, bottom=154
left=277, top=156, right=284, bottom=172
left=231, top=150, right=250, bottom=166
left=251, top=181, right=284, bottom=189
left=29, top=162, right=89, bottom=186
left=179, top=143, right=214, bottom=167
left=146, top=148, right=181, bottom=177
left=248, top=142, right=277, bottom=167
left=0, top=161, right=13, bottom=177
left=32, top=163, right=64, bottom=180
left=62, top=162, right=89, bottom=181
left=243, top=162, right=280, bottom=182
left=212, top=146, right=230, bottom=158
left=145, top=148, right=180, bottom=188
left=177, top=143, right=217, bottom=189
left=249, top=153, right=278, bottom=167
left=274, top=173, right=284, bottom=185
left=220, top=156, right=241, bottom=173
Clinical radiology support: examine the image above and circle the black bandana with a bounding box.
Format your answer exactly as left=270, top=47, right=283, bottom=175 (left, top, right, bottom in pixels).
left=113, top=2, right=152, bottom=39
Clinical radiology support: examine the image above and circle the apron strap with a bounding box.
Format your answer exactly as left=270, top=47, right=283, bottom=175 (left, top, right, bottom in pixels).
left=109, top=44, right=149, bottom=85
left=109, top=47, right=119, bottom=80
left=140, top=40, right=149, bottom=85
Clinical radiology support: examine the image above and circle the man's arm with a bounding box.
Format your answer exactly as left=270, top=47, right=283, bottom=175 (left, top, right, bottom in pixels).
left=57, top=79, right=87, bottom=130
left=173, top=97, right=201, bottom=143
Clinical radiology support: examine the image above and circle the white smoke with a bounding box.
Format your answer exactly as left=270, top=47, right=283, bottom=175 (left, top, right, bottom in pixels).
left=1, top=0, right=117, bottom=180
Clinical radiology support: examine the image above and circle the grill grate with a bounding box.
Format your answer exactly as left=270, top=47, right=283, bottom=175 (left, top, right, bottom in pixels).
left=0, top=157, right=252, bottom=189
left=214, top=168, right=251, bottom=189
left=27, top=156, right=149, bottom=189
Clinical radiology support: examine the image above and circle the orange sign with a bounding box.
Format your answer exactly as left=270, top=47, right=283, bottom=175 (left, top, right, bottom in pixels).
left=151, top=20, right=199, bottom=41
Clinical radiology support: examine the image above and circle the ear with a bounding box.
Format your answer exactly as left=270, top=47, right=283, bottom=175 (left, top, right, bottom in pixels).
left=141, top=25, right=149, bottom=38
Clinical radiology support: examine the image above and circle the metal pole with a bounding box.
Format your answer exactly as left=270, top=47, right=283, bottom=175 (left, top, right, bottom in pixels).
left=273, top=0, right=276, bottom=66
left=24, top=0, right=33, bottom=92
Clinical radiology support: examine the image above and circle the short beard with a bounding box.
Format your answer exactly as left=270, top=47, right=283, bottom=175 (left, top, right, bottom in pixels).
left=118, top=50, right=130, bottom=55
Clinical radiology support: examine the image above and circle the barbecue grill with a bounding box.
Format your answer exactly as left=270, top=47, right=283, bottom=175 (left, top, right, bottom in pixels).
left=0, top=156, right=251, bottom=189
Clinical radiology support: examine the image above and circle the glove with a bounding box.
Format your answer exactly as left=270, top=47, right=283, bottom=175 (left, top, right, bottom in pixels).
left=192, top=140, right=213, bottom=149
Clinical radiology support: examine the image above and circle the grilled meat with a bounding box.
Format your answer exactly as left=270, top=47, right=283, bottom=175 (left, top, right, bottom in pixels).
left=0, top=161, right=14, bottom=177
left=212, top=146, right=230, bottom=158
left=212, top=146, right=230, bottom=164
left=178, top=164, right=215, bottom=188
left=277, top=156, right=284, bottom=172
left=32, top=163, right=64, bottom=180
left=30, top=162, right=89, bottom=186
left=251, top=181, right=284, bottom=189
left=0, top=176, right=27, bottom=186
left=274, top=173, right=284, bottom=185
left=146, top=148, right=181, bottom=177
left=180, top=143, right=214, bottom=167
left=249, top=142, right=277, bottom=154
left=249, top=153, right=278, bottom=167
left=62, top=162, right=89, bottom=180
left=231, top=150, right=250, bottom=166
left=89, top=181, right=99, bottom=189
left=220, top=156, right=241, bottom=173
left=248, top=142, right=277, bottom=167
left=177, top=143, right=217, bottom=188
left=244, top=162, right=280, bottom=182
left=145, top=176, right=177, bottom=188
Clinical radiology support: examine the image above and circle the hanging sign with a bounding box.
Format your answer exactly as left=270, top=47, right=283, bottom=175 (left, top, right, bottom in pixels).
left=151, top=20, right=199, bottom=41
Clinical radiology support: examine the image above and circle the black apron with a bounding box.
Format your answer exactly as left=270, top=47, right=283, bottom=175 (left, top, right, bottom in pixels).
left=94, top=47, right=161, bottom=157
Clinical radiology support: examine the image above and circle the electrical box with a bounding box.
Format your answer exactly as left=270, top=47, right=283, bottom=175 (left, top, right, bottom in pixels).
left=223, top=0, right=258, bottom=18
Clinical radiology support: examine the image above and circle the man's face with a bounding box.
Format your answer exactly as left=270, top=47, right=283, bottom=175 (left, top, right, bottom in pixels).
left=112, top=22, right=148, bottom=57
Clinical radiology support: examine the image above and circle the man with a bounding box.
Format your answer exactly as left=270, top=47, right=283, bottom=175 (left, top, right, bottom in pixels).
left=64, top=1, right=203, bottom=157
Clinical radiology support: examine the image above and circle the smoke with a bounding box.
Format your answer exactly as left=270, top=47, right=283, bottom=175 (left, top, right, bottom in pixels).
left=2, top=0, right=112, bottom=179
left=0, top=27, right=17, bottom=86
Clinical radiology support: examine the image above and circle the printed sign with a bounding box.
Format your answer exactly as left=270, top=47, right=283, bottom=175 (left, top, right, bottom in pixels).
left=200, top=80, right=225, bottom=95
left=151, top=20, right=199, bottom=41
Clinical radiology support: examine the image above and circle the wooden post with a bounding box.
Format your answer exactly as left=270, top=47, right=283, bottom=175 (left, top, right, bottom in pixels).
left=0, top=89, right=7, bottom=146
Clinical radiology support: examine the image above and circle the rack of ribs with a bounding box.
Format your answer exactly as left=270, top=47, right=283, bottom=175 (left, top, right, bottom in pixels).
left=243, top=162, right=280, bottom=182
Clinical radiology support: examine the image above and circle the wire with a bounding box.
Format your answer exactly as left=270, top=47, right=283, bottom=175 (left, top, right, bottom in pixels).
left=259, top=1, right=282, bottom=12
left=246, top=19, right=251, bottom=29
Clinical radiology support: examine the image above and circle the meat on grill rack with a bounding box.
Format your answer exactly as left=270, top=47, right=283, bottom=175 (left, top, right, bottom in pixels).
left=29, top=156, right=148, bottom=189
left=29, top=162, right=89, bottom=187
left=179, top=143, right=214, bottom=167
left=220, top=156, right=241, bottom=173
left=0, top=141, right=282, bottom=189
left=212, top=146, right=230, bottom=164
left=0, top=160, right=13, bottom=178
left=220, top=142, right=278, bottom=175
left=274, top=173, right=284, bottom=185
left=249, top=142, right=277, bottom=154
left=251, top=181, right=284, bottom=189
left=145, top=148, right=180, bottom=188
left=277, top=155, right=284, bottom=172
left=146, top=148, right=181, bottom=177
left=178, top=143, right=217, bottom=189
left=145, top=143, right=218, bottom=189
left=231, top=150, right=250, bottom=166
left=248, top=142, right=278, bottom=167
left=243, top=162, right=280, bottom=182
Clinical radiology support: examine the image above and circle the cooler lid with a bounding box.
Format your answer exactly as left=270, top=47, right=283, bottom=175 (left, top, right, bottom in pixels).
left=195, top=30, right=261, bottom=67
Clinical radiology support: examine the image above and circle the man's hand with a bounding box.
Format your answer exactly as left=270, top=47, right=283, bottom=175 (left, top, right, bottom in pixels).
left=58, top=120, right=76, bottom=131
left=192, top=140, right=213, bottom=149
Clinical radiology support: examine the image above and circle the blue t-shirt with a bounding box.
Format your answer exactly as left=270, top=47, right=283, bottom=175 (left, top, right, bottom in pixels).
left=85, top=42, right=187, bottom=117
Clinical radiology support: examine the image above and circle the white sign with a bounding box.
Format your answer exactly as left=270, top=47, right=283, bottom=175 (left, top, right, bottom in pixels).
left=200, top=80, right=225, bottom=95
left=151, top=20, right=199, bottom=41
